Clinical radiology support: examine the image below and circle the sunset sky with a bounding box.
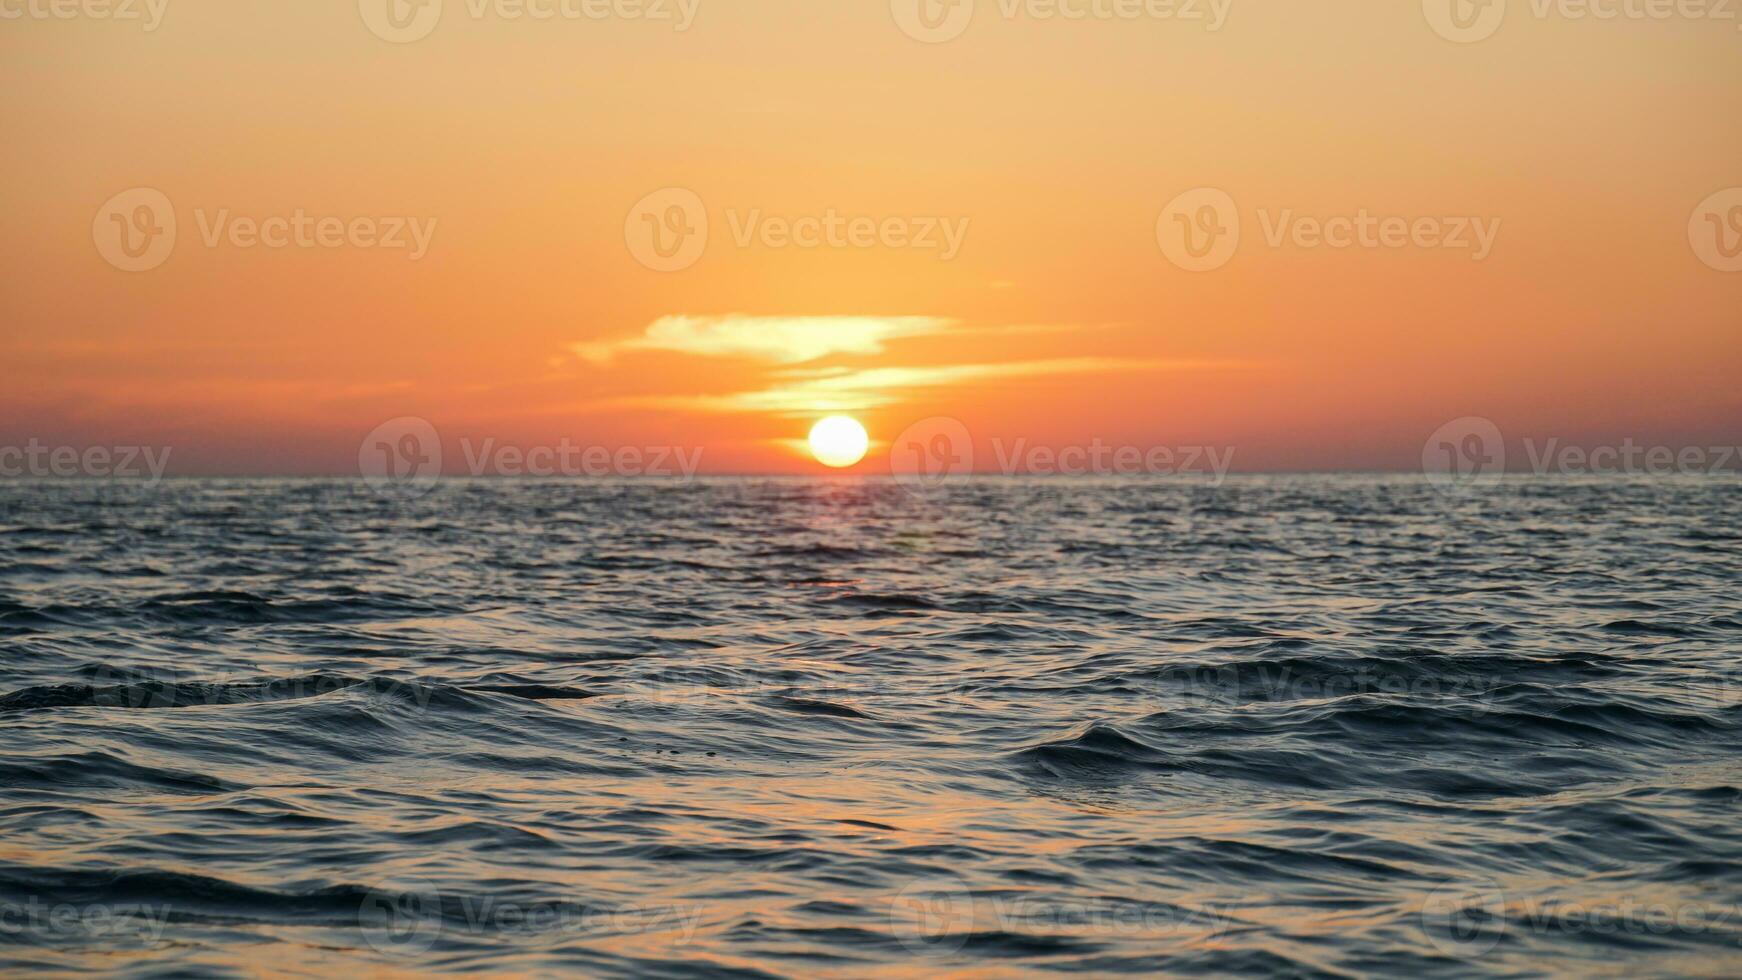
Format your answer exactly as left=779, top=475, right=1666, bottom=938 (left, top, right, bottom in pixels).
left=2, top=1, right=1738, bottom=474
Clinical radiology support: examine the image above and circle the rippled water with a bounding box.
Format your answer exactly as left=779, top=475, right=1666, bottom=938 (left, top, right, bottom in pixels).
left=2, top=477, right=1739, bottom=976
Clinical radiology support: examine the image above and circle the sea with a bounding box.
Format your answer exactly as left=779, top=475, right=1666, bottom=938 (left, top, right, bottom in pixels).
left=1, top=476, right=1739, bottom=976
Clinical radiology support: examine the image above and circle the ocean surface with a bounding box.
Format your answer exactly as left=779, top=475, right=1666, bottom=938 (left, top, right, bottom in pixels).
left=1, top=476, right=1739, bottom=977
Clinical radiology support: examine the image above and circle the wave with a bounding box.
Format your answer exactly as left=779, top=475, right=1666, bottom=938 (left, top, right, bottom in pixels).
left=2, top=477, right=1739, bottom=975
left=0, top=675, right=598, bottom=714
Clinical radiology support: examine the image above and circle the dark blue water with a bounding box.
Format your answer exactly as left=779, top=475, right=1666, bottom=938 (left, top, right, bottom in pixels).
left=2, top=477, right=1739, bottom=976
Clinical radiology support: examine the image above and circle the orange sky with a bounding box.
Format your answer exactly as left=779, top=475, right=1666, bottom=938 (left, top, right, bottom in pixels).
left=1, top=1, right=1738, bottom=475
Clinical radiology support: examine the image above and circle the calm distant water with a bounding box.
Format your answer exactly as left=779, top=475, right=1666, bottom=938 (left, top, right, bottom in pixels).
left=2, top=477, right=1739, bottom=977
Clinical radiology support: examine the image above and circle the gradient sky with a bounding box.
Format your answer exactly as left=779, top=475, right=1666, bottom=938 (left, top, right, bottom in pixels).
left=2, top=1, right=1738, bottom=474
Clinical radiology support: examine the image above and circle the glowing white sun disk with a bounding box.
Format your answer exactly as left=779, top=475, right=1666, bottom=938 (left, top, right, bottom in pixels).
left=808, top=417, right=869, bottom=468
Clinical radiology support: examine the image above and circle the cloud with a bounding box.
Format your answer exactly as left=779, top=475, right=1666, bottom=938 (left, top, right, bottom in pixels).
left=600, top=358, right=1239, bottom=416
left=572, top=314, right=956, bottom=366
left=563, top=315, right=1248, bottom=419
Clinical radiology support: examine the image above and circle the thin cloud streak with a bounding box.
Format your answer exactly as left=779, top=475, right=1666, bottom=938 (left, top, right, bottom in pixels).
left=596, top=358, right=1249, bottom=416
left=572, top=314, right=957, bottom=366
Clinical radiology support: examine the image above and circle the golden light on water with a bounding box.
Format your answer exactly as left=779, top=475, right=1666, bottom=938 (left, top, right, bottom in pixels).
left=808, top=417, right=870, bottom=468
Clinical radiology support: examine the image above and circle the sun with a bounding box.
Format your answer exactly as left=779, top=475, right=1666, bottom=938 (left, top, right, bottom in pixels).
left=808, top=416, right=869, bottom=468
